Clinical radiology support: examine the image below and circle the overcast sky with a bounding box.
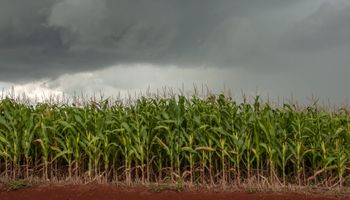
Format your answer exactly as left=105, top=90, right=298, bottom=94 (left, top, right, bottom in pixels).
left=1, top=0, right=350, bottom=104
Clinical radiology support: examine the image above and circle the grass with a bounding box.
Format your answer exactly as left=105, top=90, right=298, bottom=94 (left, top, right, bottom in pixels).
left=148, top=183, right=179, bottom=192
left=245, top=187, right=258, bottom=194
left=2, top=179, right=31, bottom=191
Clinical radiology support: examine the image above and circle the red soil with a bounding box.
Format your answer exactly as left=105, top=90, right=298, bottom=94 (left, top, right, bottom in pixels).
left=0, top=185, right=346, bottom=200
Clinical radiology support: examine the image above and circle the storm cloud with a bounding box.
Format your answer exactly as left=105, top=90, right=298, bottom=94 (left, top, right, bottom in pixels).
left=1, top=0, right=350, bottom=102
left=0, top=0, right=306, bottom=80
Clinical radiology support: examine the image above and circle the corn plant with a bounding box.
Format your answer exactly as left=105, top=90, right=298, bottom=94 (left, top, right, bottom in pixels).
left=0, top=94, right=349, bottom=188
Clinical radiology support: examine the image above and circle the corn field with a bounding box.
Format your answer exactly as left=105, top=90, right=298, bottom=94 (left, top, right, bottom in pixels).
left=0, top=94, right=350, bottom=187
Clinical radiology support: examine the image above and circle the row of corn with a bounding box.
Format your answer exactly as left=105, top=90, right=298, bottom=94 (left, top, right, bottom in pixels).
left=0, top=95, right=349, bottom=186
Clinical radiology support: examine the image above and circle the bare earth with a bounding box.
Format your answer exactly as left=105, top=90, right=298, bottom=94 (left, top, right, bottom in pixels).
left=0, top=185, right=348, bottom=200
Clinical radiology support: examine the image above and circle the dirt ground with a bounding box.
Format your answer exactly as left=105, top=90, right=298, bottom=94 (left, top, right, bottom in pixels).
left=0, top=185, right=347, bottom=200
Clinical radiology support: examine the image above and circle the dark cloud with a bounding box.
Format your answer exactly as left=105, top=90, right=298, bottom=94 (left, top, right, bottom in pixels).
left=2, top=0, right=350, bottom=102
left=281, top=2, right=350, bottom=52
left=0, top=0, right=305, bottom=82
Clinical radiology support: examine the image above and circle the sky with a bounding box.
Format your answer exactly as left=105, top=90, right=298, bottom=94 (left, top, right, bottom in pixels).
left=1, top=0, right=350, bottom=104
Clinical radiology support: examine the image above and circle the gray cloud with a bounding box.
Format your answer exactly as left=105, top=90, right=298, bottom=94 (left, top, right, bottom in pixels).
left=281, top=2, right=350, bottom=52
left=0, top=0, right=306, bottom=82
left=1, top=0, right=350, bottom=103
